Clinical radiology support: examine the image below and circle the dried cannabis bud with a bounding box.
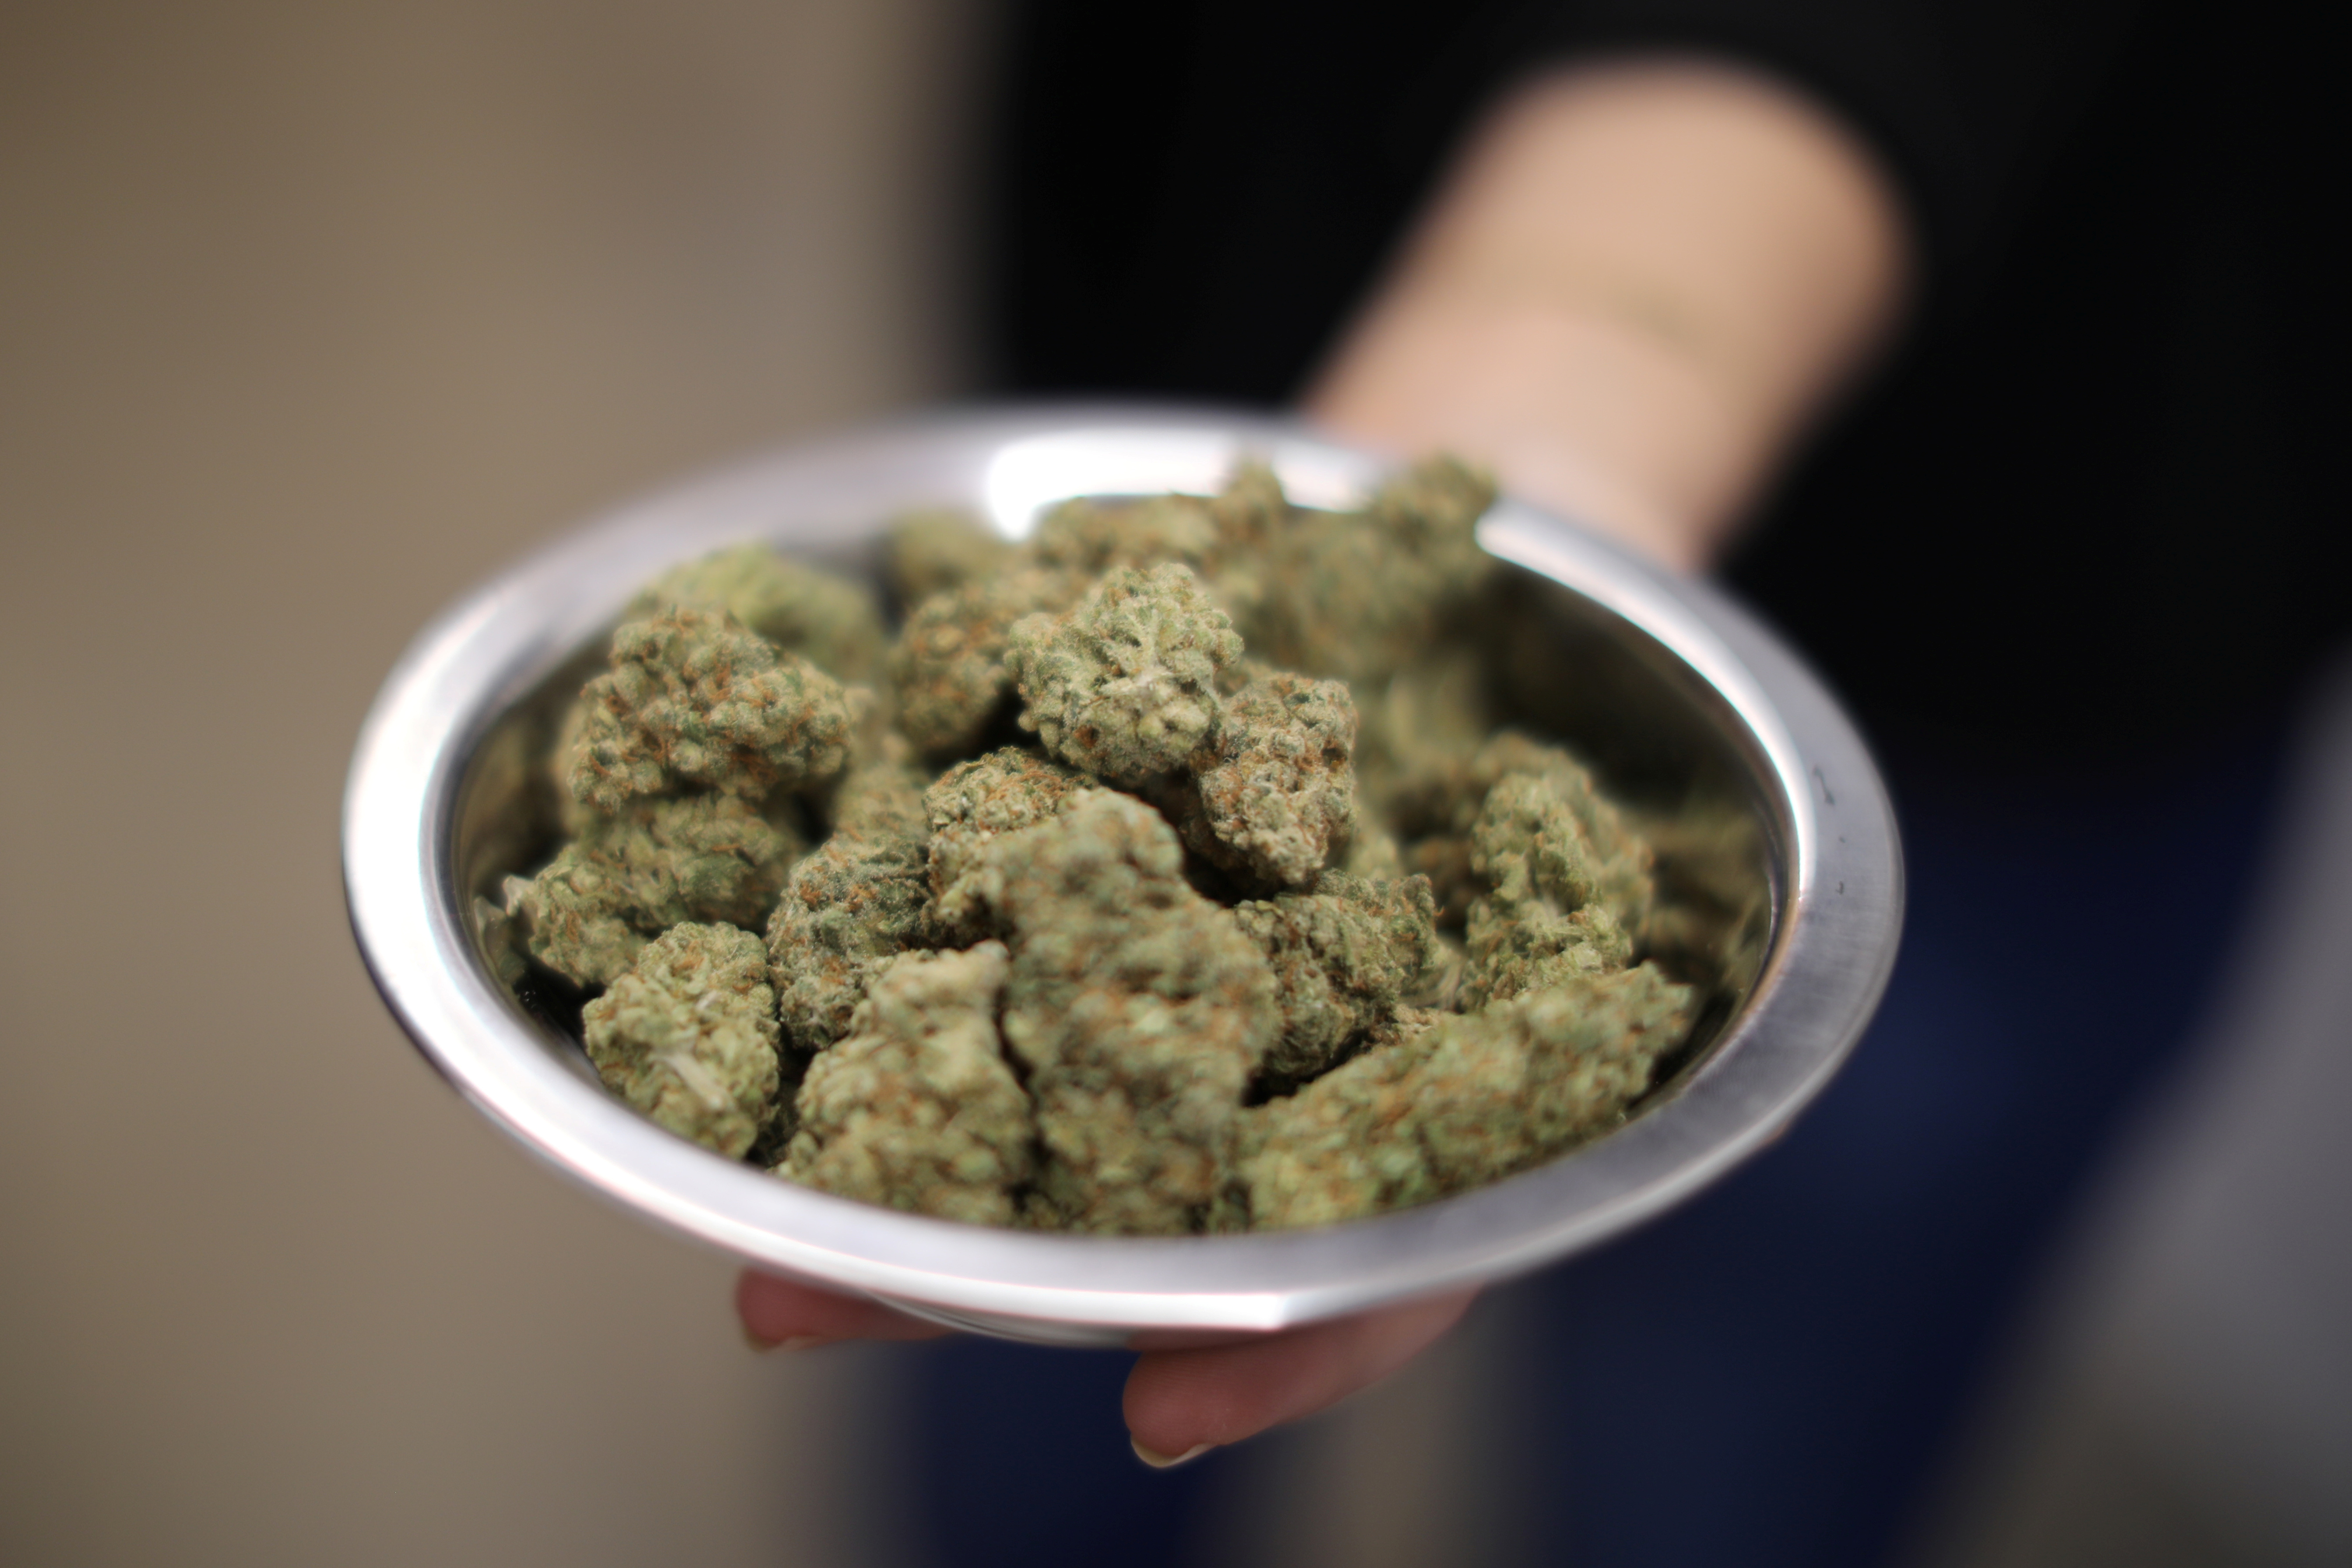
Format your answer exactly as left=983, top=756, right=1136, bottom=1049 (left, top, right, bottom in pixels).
left=970, top=791, right=1278, bottom=1234
left=1352, top=642, right=1496, bottom=818
left=1236, top=964, right=1694, bottom=1229
left=566, top=607, right=860, bottom=813
left=1242, top=454, right=1497, bottom=683
left=1172, top=664, right=1359, bottom=889
left=1392, top=731, right=1657, bottom=932
left=1233, top=872, right=1440, bottom=1082
left=785, top=942, right=1035, bottom=1224
left=920, top=746, right=1092, bottom=945
left=504, top=793, right=805, bottom=988
left=582, top=922, right=782, bottom=1159
left=1463, top=771, right=1637, bottom=1006
left=1025, top=462, right=1285, bottom=625
left=890, top=566, right=1085, bottom=756
left=883, top=508, right=1017, bottom=606
left=629, top=543, right=887, bottom=683
left=1005, top=562, right=1243, bottom=787
left=1029, top=492, right=1222, bottom=576
left=764, top=750, right=931, bottom=1051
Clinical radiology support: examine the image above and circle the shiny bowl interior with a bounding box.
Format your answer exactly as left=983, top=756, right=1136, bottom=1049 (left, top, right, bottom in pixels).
left=345, top=407, right=1901, bottom=1346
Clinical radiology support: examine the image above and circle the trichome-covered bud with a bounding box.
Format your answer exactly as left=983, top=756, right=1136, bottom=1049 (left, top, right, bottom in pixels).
left=882, top=508, right=1016, bottom=607
left=628, top=543, right=887, bottom=683
left=971, top=791, right=1278, bottom=1234
left=1233, top=871, right=1439, bottom=1082
left=1235, top=964, right=1693, bottom=1229
left=1636, top=795, right=1771, bottom=996
left=1026, top=461, right=1287, bottom=606
left=1242, top=454, right=1498, bottom=683
left=565, top=608, right=859, bottom=813
left=889, top=566, right=1085, bottom=756
left=764, top=752, right=931, bottom=1051
left=782, top=942, right=1035, bottom=1225
left=1462, top=771, right=1637, bottom=1006
left=582, top=922, right=782, bottom=1159
left=920, top=746, right=1092, bottom=945
left=503, top=794, right=805, bottom=988
left=1029, top=492, right=1221, bottom=575
left=1173, top=665, right=1359, bottom=889
left=1004, top=562, right=1243, bottom=787
left=1391, top=732, right=1657, bottom=932
left=1352, top=642, right=1496, bottom=818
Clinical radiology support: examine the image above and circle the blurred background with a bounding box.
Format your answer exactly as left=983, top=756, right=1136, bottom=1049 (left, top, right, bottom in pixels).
left=3, top=3, right=2344, bottom=1565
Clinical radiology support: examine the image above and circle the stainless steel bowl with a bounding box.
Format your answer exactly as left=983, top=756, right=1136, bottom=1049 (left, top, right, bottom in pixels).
left=344, top=407, right=1901, bottom=1347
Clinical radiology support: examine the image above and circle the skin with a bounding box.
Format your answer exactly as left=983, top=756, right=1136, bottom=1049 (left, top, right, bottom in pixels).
left=739, top=53, right=1909, bottom=1460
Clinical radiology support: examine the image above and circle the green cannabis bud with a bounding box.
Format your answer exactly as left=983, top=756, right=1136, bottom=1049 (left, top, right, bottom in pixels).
left=1236, top=964, right=1693, bottom=1229
left=889, top=566, right=1085, bottom=756
left=1173, top=665, right=1360, bottom=889
left=1005, top=562, right=1244, bottom=787
left=1391, top=731, right=1655, bottom=931
left=1463, top=771, right=1637, bottom=1006
left=630, top=543, right=887, bottom=683
left=919, top=746, right=1093, bottom=946
left=785, top=942, right=1035, bottom=1225
left=504, top=794, right=804, bottom=988
left=582, top=922, right=782, bottom=1159
left=883, top=509, right=1018, bottom=606
left=1234, top=871, right=1440, bottom=1083
left=566, top=607, right=860, bottom=813
left=764, top=749, right=932, bottom=1051
left=973, top=791, right=1278, bottom=1234
left=1242, top=454, right=1497, bottom=683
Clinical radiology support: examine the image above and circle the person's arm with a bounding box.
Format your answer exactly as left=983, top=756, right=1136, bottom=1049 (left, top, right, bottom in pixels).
left=739, top=53, right=1911, bottom=1462
left=1310, top=55, right=1908, bottom=570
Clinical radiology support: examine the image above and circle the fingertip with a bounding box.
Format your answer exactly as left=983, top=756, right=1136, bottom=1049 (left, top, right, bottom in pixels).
left=1131, top=1438, right=1215, bottom=1470
left=734, top=1269, right=954, bottom=1346
left=1123, top=1289, right=1477, bottom=1454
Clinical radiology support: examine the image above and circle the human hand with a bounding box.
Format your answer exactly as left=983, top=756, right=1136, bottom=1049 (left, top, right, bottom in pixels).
left=736, top=1270, right=1477, bottom=1465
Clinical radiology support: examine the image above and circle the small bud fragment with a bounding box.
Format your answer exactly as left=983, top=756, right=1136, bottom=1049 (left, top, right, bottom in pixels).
left=1236, top=965, right=1694, bottom=1229
left=1242, top=454, right=1497, bottom=683
left=566, top=608, right=859, bottom=813
left=1463, top=771, right=1636, bottom=1005
left=1175, top=665, right=1359, bottom=889
left=629, top=543, right=888, bottom=682
left=890, top=566, right=1086, bottom=756
left=583, top=922, right=782, bottom=1159
left=921, top=747, right=1092, bottom=945
left=1006, top=563, right=1243, bottom=788
left=785, top=942, right=1034, bottom=1225
left=765, top=753, right=931, bottom=1052
left=1234, top=872, right=1439, bottom=1082
left=971, top=792, right=1279, bottom=1234
left=882, top=508, right=1017, bottom=607
left=505, top=794, right=805, bottom=988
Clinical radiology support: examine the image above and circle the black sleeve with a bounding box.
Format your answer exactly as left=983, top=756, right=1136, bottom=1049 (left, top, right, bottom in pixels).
left=1499, top=0, right=2145, bottom=309
left=987, top=0, right=2145, bottom=395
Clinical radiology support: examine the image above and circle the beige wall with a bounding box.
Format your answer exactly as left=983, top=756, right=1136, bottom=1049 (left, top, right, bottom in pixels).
left=0, top=4, right=979, bottom=1563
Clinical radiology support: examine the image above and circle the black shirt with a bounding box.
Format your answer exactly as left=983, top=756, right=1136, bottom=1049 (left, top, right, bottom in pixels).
left=982, top=0, right=2348, bottom=764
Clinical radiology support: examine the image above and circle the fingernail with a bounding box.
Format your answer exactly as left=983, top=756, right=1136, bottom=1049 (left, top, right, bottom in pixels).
left=743, top=1326, right=834, bottom=1353
left=1131, top=1438, right=1215, bottom=1470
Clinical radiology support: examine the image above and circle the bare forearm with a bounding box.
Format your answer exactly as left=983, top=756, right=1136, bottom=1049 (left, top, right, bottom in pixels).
left=1307, top=57, right=1910, bottom=570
